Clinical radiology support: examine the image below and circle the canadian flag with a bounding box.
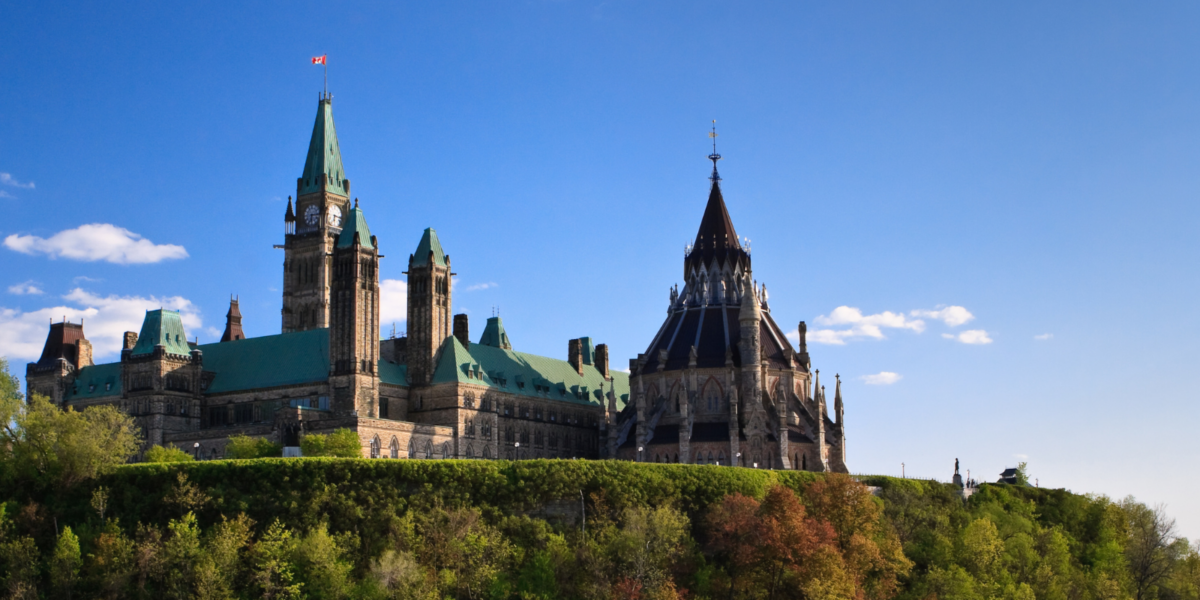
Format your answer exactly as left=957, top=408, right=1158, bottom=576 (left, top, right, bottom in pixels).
left=312, top=55, right=326, bottom=65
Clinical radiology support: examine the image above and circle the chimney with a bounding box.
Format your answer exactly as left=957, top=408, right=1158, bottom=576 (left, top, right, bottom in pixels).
left=568, top=338, right=584, bottom=375
left=453, top=313, right=470, bottom=347
left=595, top=343, right=610, bottom=378
left=123, top=331, right=138, bottom=350
left=76, top=338, right=93, bottom=368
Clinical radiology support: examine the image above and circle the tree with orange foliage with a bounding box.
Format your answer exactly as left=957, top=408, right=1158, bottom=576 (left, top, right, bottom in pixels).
left=805, top=474, right=912, bottom=600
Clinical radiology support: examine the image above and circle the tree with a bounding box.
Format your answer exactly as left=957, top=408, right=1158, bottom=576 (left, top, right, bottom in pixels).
left=251, top=520, right=302, bottom=599
left=301, top=429, right=362, bottom=458
left=705, top=493, right=763, bottom=599
left=0, top=358, right=141, bottom=492
left=1122, top=497, right=1184, bottom=600
left=1015, top=462, right=1031, bottom=486
left=292, top=522, right=353, bottom=599
left=225, top=434, right=282, bottom=459
left=145, top=445, right=195, bottom=463
left=50, top=526, right=82, bottom=600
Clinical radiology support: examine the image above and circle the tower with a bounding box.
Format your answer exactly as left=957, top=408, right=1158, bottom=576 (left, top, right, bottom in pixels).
left=220, top=297, right=245, bottom=342
left=281, top=93, right=352, bottom=333
left=405, top=228, right=453, bottom=386
left=328, top=200, right=380, bottom=415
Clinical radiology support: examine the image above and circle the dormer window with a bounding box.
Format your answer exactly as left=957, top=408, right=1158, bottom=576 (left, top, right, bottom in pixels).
left=88, top=384, right=96, bottom=392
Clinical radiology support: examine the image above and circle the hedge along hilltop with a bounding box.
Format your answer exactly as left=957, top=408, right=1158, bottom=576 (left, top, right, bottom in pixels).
left=4, top=457, right=1192, bottom=600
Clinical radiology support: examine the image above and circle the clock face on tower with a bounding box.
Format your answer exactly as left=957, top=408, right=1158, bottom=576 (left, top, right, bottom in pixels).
left=304, top=204, right=320, bottom=226
left=327, top=205, right=342, bottom=228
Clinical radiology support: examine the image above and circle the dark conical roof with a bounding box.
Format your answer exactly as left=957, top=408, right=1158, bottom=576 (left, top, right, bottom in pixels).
left=686, top=180, right=749, bottom=273
left=693, top=181, right=740, bottom=250
left=299, top=97, right=348, bottom=197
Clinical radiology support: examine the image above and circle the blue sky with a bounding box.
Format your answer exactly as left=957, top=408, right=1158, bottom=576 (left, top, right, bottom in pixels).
left=2, top=3, right=1198, bottom=535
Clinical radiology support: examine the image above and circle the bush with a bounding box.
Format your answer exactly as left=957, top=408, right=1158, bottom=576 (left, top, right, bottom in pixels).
left=145, top=445, right=195, bottom=463
left=300, top=428, right=361, bottom=458
left=224, top=435, right=282, bottom=460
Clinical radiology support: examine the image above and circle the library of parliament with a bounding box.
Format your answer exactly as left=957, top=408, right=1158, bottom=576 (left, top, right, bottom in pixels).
left=23, top=92, right=848, bottom=472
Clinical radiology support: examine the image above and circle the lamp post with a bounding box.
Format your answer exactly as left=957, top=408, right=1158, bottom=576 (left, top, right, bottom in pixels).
left=736, top=452, right=741, bottom=467
left=193, top=442, right=200, bottom=460
left=902, top=462, right=906, bottom=478
left=638, top=446, right=644, bottom=462
left=514, top=441, right=520, bottom=461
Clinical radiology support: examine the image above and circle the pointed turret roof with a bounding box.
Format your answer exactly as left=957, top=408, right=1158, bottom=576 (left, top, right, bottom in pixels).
left=284, top=197, right=295, bottom=222
left=130, top=310, right=192, bottom=356
left=478, top=316, right=512, bottom=350
left=34, top=320, right=87, bottom=370
left=336, top=201, right=374, bottom=249
left=685, top=180, right=749, bottom=274
left=298, top=96, right=348, bottom=197
left=221, top=297, right=245, bottom=342
left=411, top=228, right=447, bottom=267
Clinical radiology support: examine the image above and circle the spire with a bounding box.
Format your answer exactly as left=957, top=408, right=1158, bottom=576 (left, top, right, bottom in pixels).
left=687, top=123, right=747, bottom=273
left=284, top=197, right=295, bottom=222
left=812, top=369, right=821, bottom=403
left=298, top=96, right=349, bottom=197
left=221, top=296, right=245, bottom=342
left=336, top=199, right=374, bottom=249
left=834, top=373, right=844, bottom=424
left=411, top=228, right=447, bottom=267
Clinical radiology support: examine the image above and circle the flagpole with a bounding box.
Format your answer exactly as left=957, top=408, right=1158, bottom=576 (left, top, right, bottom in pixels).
left=324, top=59, right=327, bottom=97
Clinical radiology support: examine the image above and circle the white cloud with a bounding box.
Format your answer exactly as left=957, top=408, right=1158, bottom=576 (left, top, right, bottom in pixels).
left=911, top=305, right=974, bottom=327
left=0, top=190, right=13, bottom=199
left=861, top=372, right=903, bottom=385
left=943, top=329, right=993, bottom=345
left=0, top=288, right=203, bottom=362
left=380, top=279, right=407, bottom=330
left=4, top=224, right=188, bottom=264
left=73, top=275, right=102, bottom=284
left=465, top=282, right=498, bottom=292
left=806, top=306, right=926, bottom=345
left=1034, top=333, right=1053, bottom=341
left=1014, top=453, right=1029, bottom=460
left=0, top=173, right=34, bottom=189
left=7, top=281, right=43, bottom=295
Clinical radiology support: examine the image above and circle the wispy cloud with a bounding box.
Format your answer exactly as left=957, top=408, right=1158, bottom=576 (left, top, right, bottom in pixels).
left=0, top=288, right=203, bottom=361
left=1034, top=333, right=1053, bottom=341
left=911, top=305, right=974, bottom=327
left=380, top=279, right=407, bottom=331
left=73, top=275, right=102, bottom=284
left=0, top=190, right=14, bottom=199
left=465, top=282, right=498, bottom=292
left=943, top=330, right=993, bottom=344
left=861, top=372, right=903, bottom=385
left=4, top=224, right=188, bottom=264
left=7, top=281, right=43, bottom=295
left=0, top=173, right=34, bottom=189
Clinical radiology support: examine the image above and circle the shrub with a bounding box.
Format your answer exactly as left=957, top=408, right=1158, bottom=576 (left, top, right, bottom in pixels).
left=145, top=445, right=195, bottom=463
left=225, top=434, right=282, bottom=460
left=301, top=428, right=361, bottom=458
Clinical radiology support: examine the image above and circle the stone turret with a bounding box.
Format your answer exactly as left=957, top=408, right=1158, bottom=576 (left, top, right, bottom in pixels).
left=220, top=297, right=245, bottom=342
left=329, top=200, right=381, bottom=416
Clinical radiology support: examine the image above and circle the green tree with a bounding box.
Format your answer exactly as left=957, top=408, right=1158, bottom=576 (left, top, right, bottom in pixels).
left=161, top=513, right=202, bottom=599
left=1122, top=497, right=1185, bottom=600
left=145, top=445, right=195, bottom=463
left=85, top=520, right=136, bottom=600
left=224, top=434, right=282, bottom=459
left=51, top=525, right=82, bottom=600
left=194, top=513, right=253, bottom=600
left=1015, top=462, right=1031, bottom=486
left=301, top=429, right=362, bottom=457
left=0, top=388, right=140, bottom=491
left=251, top=519, right=302, bottom=599
left=292, top=522, right=353, bottom=599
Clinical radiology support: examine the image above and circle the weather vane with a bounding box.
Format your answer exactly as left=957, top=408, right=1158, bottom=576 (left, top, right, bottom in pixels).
left=708, top=120, right=722, bottom=182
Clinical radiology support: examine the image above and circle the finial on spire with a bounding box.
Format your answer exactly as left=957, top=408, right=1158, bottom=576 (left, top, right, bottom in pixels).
left=708, top=120, right=722, bottom=182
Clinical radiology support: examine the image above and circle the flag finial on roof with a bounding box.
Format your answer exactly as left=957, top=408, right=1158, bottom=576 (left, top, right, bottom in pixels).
left=708, top=120, right=722, bottom=183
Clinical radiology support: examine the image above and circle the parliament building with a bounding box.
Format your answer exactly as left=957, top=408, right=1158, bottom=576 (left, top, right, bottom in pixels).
left=23, top=93, right=848, bottom=472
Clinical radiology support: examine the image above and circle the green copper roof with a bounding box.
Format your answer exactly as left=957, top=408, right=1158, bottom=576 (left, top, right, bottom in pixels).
left=378, top=359, right=408, bottom=386
left=64, top=362, right=122, bottom=402
left=432, top=336, right=628, bottom=409
left=195, top=328, right=331, bottom=394
left=412, top=228, right=447, bottom=266
left=478, top=316, right=512, bottom=349
left=130, top=310, right=192, bottom=356
left=336, top=204, right=374, bottom=249
left=299, top=98, right=348, bottom=197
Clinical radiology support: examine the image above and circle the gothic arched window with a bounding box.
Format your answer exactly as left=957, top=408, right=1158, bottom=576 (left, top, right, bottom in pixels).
left=370, top=436, right=381, bottom=459
left=442, top=443, right=451, bottom=459
left=389, top=437, right=399, bottom=459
